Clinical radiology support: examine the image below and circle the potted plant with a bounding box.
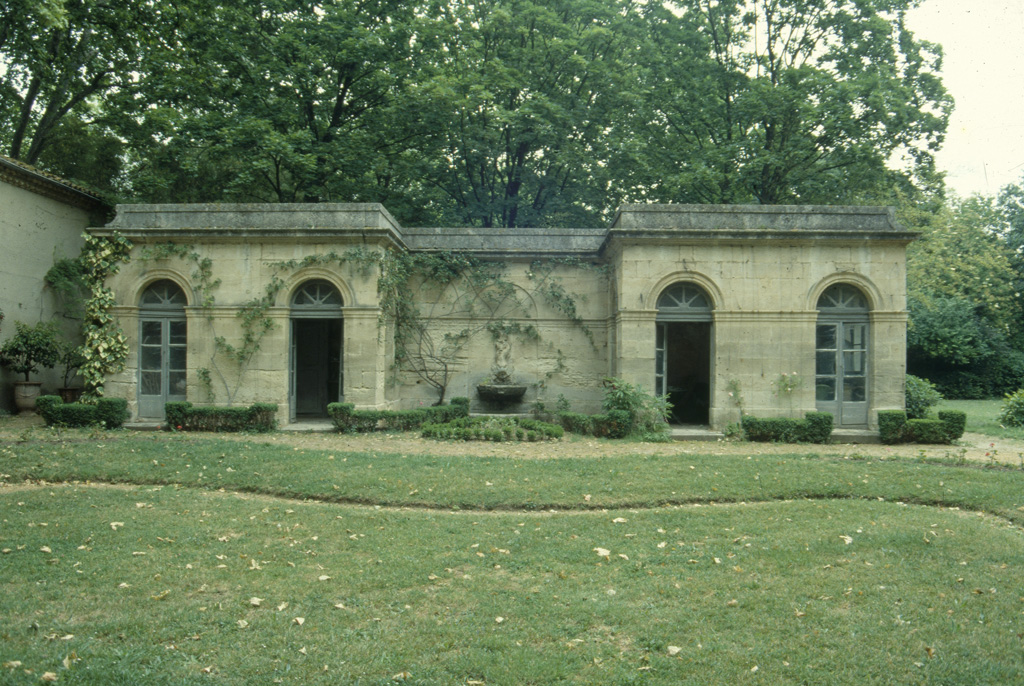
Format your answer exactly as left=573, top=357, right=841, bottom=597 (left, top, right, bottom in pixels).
left=55, top=339, right=87, bottom=403
left=0, top=321, right=61, bottom=414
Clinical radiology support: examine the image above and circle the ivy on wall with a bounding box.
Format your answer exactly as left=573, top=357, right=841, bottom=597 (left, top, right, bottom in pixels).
left=135, top=243, right=605, bottom=406
left=80, top=232, right=132, bottom=398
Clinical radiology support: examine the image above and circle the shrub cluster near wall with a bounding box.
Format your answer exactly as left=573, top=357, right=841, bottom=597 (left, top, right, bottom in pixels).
left=36, top=395, right=129, bottom=429
left=555, top=410, right=632, bottom=439
left=421, top=416, right=563, bottom=442
left=165, top=402, right=278, bottom=432
left=741, top=412, right=834, bottom=444
left=327, top=397, right=470, bottom=433
left=877, top=409, right=966, bottom=445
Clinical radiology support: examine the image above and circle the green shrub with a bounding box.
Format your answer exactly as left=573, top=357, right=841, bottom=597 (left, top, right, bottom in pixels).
left=557, top=412, right=593, bottom=435
left=904, top=418, right=951, bottom=444
left=602, top=377, right=671, bottom=437
left=36, top=395, right=128, bottom=429
left=937, top=410, right=966, bottom=442
left=327, top=401, right=469, bottom=433
left=421, top=416, right=563, bottom=442
left=35, top=395, right=62, bottom=424
left=164, top=402, right=278, bottom=432
left=95, top=398, right=129, bottom=428
left=905, top=374, right=942, bottom=419
left=998, top=389, right=1024, bottom=427
left=591, top=410, right=631, bottom=439
left=742, top=413, right=833, bottom=444
left=742, top=416, right=801, bottom=443
left=878, top=410, right=907, bottom=444
left=802, top=412, right=834, bottom=444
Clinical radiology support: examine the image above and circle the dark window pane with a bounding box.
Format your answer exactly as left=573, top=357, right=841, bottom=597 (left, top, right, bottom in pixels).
left=169, top=346, right=187, bottom=370
left=816, top=325, right=836, bottom=350
left=844, top=377, right=866, bottom=402
left=816, top=378, right=836, bottom=401
left=816, top=351, right=836, bottom=375
left=169, top=372, right=187, bottom=396
left=141, top=321, right=162, bottom=345
left=169, top=320, right=187, bottom=344
left=843, top=351, right=866, bottom=375
left=141, top=371, right=162, bottom=395
left=140, top=346, right=162, bottom=370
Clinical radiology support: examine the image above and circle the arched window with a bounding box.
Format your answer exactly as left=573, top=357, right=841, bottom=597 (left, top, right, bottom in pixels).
left=138, top=280, right=187, bottom=419
left=815, top=283, right=869, bottom=427
left=290, top=280, right=344, bottom=419
left=656, top=282, right=713, bottom=424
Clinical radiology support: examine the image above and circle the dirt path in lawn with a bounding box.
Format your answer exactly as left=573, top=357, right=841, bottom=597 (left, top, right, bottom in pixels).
left=2, top=415, right=1023, bottom=466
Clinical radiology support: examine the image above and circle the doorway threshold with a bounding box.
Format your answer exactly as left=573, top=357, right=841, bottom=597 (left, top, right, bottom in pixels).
left=281, top=419, right=335, bottom=432
left=670, top=425, right=724, bottom=441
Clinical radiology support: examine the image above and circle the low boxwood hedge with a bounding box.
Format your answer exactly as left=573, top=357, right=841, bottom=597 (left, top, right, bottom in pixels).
left=741, top=412, right=833, bottom=444
left=36, top=395, right=128, bottom=429
left=421, top=416, right=563, bottom=442
left=877, top=409, right=965, bottom=445
left=165, top=402, right=278, bottom=432
left=327, top=397, right=469, bottom=433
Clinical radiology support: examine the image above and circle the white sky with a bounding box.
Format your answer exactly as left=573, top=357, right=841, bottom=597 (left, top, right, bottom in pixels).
left=906, top=0, right=1024, bottom=198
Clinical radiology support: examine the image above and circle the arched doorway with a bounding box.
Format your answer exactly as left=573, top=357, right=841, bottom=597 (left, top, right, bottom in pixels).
left=290, top=280, right=343, bottom=420
left=656, top=283, right=713, bottom=424
left=138, top=280, right=187, bottom=419
left=815, top=283, right=869, bottom=427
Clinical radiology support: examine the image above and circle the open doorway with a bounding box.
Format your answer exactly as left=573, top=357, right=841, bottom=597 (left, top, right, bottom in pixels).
left=289, top=280, right=344, bottom=420
left=655, top=282, right=713, bottom=425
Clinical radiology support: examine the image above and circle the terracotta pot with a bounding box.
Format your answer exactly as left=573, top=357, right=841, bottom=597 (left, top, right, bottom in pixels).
left=58, top=387, right=83, bottom=404
left=13, top=381, right=43, bottom=415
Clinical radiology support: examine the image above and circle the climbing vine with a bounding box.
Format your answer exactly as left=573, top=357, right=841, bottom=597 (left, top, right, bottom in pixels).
left=80, top=232, right=133, bottom=398
left=135, top=242, right=601, bottom=407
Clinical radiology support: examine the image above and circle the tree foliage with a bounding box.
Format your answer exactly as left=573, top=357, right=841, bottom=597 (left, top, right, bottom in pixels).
left=636, top=0, right=951, bottom=205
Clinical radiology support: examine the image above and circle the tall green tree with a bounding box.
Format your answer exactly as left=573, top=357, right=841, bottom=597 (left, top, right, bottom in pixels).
left=0, top=0, right=158, bottom=171
left=406, top=0, right=651, bottom=227
left=635, top=0, right=952, bottom=205
left=903, top=194, right=1024, bottom=396
left=126, top=0, right=432, bottom=212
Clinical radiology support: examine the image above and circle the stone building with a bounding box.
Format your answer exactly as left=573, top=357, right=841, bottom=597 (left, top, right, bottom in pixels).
left=91, top=203, right=914, bottom=432
left=0, top=155, right=110, bottom=412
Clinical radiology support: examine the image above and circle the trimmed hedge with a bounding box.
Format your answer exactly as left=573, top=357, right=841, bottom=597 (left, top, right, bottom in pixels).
left=905, top=418, right=949, bottom=444
left=36, top=395, right=128, bottom=429
left=741, top=412, right=833, bottom=444
left=165, top=402, right=278, bottom=432
left=421, top=416, right=563, bottom=442
left=937, top=410, right=966, bottom=442
left=327, top=397, right=470, bottom=433
left=554, top=409, right=631, bottom=439
left=877, top=409, right=965, bottom=445
left=878, top=410, right=907, bottom=445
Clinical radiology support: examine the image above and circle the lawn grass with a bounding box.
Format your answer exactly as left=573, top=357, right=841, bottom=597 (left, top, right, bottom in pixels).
left=3, top=485, right=1022, bottom=685
left=938, top=398, right=1024, bottom=441
left=2, top=426, right=1024, bottom=684
left=3, top=435, right=1024, bottom=524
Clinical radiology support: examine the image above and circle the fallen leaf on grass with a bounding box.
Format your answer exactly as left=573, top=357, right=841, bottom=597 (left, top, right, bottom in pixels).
left=110, top=522, right=124, bottom=531
left=392, top=672, right=411, bottom=681
left=277, top=602, right=289, bottom=611
left=41, top=672, right=58, bottom=682
left=3, top=661, right=22, bottom=668
left=318, top=575, right=331, bottom=581
left=840, top=535, right=853, bottom=545
left=151, top=590, right=170, bottom=601
left=594, top=548, right=611, bottom=560
left=612, top=518, right=627, bottom=523
left=250, top=597, right=262, bottom=607
left=667, top=646, right=682, bottom=656
left=236, top=620, right=248, bottom=629
left=293, top=617, right=305, bottom=626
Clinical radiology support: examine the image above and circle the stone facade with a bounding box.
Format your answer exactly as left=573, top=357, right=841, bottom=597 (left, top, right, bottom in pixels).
left=0, top=156, right=110, bottom=412
left=91, top=203, right=915, bottom=429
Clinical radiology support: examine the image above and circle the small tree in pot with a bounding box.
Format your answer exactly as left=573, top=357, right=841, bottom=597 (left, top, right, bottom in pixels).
left=0, top=321, right=61, bottom=414
left=55, top=339, right=87, bottom=402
